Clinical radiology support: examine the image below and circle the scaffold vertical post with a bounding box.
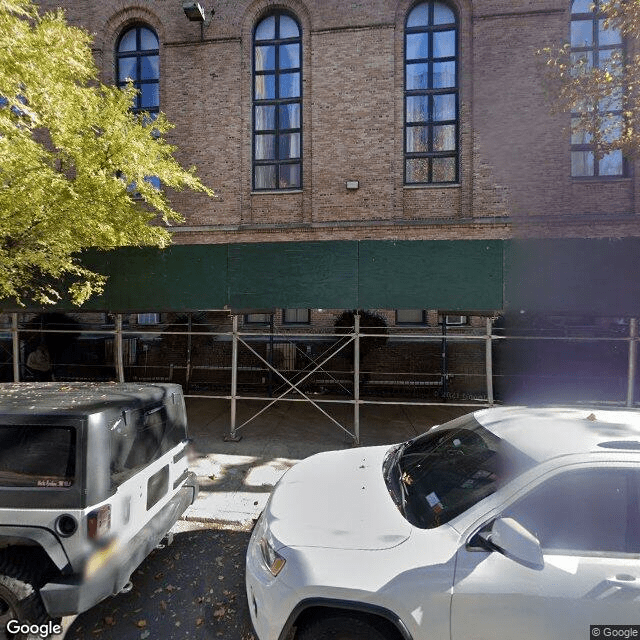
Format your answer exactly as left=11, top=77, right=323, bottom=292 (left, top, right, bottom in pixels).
left=627, top=318, right=637, bottom=407
left=354, top=313, right=360, bottom=445
left=115, top=314, right=125, bottom=383
left=226, top=314, right=242, bottom=441
left=486, top=317, right=494, bottom=405
left=11, top=313, right=19, bottom=382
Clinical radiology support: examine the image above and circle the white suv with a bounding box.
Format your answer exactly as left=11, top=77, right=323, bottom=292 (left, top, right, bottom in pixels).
left=246, top=407, right=640, bottom=640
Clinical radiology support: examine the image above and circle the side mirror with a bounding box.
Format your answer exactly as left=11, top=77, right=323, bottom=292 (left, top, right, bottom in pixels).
left=478, top=517, right=544, bottom=570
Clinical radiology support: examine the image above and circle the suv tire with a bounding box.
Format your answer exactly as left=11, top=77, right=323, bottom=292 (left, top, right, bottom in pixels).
left=297, top=615, right=390, bottom=640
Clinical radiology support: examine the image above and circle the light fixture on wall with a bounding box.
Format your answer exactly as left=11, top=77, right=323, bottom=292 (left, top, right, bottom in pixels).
left=182, top=2, right=214, bottom=39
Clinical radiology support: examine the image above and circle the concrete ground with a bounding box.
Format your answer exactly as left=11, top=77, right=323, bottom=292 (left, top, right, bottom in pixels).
left=182, top=397, right=471, bottom=525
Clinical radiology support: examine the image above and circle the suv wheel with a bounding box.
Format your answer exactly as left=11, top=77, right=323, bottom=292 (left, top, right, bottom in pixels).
left=297, top=615, right=390, bottom=640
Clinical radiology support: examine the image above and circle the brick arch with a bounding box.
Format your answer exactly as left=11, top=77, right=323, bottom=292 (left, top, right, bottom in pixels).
left=240, top=0, right=312, bottom=41
left=98, top=5, right=165, bottom=84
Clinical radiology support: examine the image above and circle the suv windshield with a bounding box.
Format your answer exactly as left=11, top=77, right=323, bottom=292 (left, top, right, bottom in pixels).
left=0, top=425, right=76, bottom=488
left=386, top=414, right=533, bottom=529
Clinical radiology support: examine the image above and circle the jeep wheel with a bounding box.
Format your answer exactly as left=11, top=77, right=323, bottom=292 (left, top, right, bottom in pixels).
left=0, top=556, right=51, bottom=640
left=297, top=615, right=390, bottom=640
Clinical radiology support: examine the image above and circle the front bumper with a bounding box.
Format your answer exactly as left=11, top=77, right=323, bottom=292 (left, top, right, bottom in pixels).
left=40, top=473, right=198, bottom=617
left=245, top=515, right=296, bottom=640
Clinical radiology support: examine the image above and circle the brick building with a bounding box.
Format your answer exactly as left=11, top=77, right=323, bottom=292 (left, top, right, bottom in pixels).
left=5, top=0, right=640, bottom=418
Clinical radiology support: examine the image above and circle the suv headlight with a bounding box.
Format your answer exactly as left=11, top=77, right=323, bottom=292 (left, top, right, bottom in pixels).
left=259, top=535, right=286, bottom=576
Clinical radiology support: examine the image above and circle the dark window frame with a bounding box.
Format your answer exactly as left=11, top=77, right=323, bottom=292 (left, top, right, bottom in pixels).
left=245, top=313, right=272, bottom=325
left=570, top=0, right=625, bottom=178
left=396, top=309, right=428, bottom=325
left=116, top=24, right=160, bottom=116
left=404, top=1, right=459, bottom=185
left=252, top=12, right=303, bottom=191
left=282, top=308, right=311, bottom=325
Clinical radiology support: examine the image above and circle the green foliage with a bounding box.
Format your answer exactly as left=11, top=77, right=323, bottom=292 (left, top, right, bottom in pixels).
left=539, top=0, right=639, bottom=160
left=0, top=0, right=214, bottom=305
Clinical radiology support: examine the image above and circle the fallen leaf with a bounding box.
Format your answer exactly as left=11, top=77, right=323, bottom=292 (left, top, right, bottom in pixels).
left=213, top=607, right=226, bottom=619
left=104, top=616, right=115, bottom=626
left=196, top=618, right=205, bottom=626
left=135, top=620, right=147, bottom=628
left=160, top=601, right=167, bottom=611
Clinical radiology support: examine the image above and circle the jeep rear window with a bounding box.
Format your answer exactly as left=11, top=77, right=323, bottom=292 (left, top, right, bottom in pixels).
left=0, top=425, right=75, bottom=487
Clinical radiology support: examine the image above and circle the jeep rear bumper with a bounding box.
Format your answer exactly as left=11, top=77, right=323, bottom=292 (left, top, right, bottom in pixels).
left=39, top=473, right=198, bottom=617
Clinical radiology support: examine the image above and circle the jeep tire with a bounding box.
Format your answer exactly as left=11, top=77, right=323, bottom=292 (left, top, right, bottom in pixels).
left=0, top=556, right=51, bottom=640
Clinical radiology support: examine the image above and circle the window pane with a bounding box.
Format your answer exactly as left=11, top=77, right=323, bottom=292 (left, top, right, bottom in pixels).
left=140, top=83, right=159, bottom=108
left=255, top=16, right=275, bottom=41
left=118, top=57, right=136, bottom=82
left=280, top=72, right=300, bottom=98
left=406, top=63, right=430, bottom=90
left=571, top=19, right=593, bottom=46
left=279, top=133, right=301, bottom=159
left=255, top=74, right=275, bottom=100
left=255, top=105, right=276, bottom=130
left=572, top=0, right=592, bottom=13
left=406, top=126, right=429, bottom=152
left=255, top=164, right=277, bottom=189
left=255, top=134, right=276, bottom=160
left=602, top=114, right=623, bottom=143
left=599, top=86, right=623, bottom=111
left=406, top=158, right=430, bottom=183
left=433, top=93, right=456, bottom=120
left=599, top=49, right=623, bottom=75
left=279, top=44, right=300, bottom=69
left=433, top=30, right=455, bottom=58
left=119, top=29, right=137, bottom=52
left=279, top=103, right=300, bottom=129
left=141, top=55, right=159, bottom=80
left=570, top=51, right=593, bottom=74
left=504, top=469, right=628, bottom=553
left=571, top=118, right=592, bottom=144
left=407, top=3, right=429, bottom=28
left=284, top=308, right=309, bottom=323
left=571, top=150, right=595, bottom=176
left=255, top=45, right=276, bottom=71
left=599, top=150, right=623, bottom=175
left=279, top=163, right=300, bottom=188
left=599, top=19, right=622, bottom=45
left=406, top=96, right=429, bottom=123
left=406, top=33, right=429, bottom=60
left=432, top=156, right=456, bottom=182
left=397, top=309, right=424, bottom=324
left=433, top=3, right=455, bottom=25
left=140, top=28, right=158, bottom=50
left=433, top=124, right=456, bottom=151
left=433, top=61, right=455, bottom=87
left=279, top=15, right=299, bottom=39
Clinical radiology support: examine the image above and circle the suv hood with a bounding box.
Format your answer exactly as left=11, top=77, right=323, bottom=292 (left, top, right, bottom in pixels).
left=266, top=445, right=411, bottom=551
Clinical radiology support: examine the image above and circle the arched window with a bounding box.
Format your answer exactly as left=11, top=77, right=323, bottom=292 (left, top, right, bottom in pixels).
left=252, top=13, right=302, bottom=190
left=116, top=25, right=159, bottom=116
left=570, top=0, right=624, bottom=176
left=404, top=2, right=458, bottom=185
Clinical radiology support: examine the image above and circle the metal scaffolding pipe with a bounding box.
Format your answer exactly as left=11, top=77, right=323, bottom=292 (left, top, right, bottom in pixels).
left=115, top=314, right=124, bottom=383
left=627, top=318, right=637, bottom=407
left=227, top=315, right=240, bottom=441
left=486, top=317, right=494, bottom=406
left=354, top=313, right=360, bottom=445
left=11, top=313, right=19, bottom=382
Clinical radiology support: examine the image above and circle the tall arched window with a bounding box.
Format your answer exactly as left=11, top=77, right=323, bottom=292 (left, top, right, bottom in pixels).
left=116, top=25, right=159, bottom=116
left=404, top=2, right=458, bottom=185
left=570, top=0, right=624, bottom=176
left=252, top=13, right=302, bottom=191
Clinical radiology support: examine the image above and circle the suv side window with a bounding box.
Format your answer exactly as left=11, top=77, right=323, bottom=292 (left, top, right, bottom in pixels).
left=503, top=468, right=632, bottom=554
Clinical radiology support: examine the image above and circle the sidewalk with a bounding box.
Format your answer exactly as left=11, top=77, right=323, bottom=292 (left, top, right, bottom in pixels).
left=182, top=397, right=469, bottom=525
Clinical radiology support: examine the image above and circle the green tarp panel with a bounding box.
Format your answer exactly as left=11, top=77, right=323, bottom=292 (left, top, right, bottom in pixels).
left=505, top=238, right=640, bottom=316
left=227, top=241, right=359, bottom=310
left=76, top=244, right=228, bottom=311
left=359, top=240, right=503, bottom=311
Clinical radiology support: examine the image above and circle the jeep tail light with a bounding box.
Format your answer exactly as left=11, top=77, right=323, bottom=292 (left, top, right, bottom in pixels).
left=87, top=504, right=111, bottom=539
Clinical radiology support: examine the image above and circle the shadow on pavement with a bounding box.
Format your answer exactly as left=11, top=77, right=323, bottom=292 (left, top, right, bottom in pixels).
left=66, top=525, right=256, bottom=640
